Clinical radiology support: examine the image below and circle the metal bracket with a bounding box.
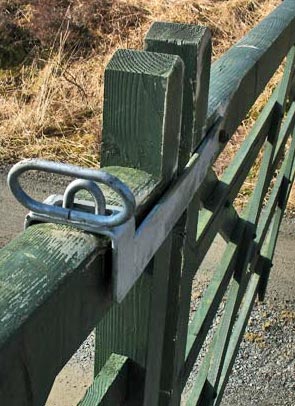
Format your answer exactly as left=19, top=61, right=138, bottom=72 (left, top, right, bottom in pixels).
left=8, top=126, right=221, bottom=302
left=8, top=159, right=137, bottom=302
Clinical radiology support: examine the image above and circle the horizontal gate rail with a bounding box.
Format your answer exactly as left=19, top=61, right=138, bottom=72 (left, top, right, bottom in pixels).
left=208, top=0, right=295, bottom=135
left=0, top=0, right=295, bottom=405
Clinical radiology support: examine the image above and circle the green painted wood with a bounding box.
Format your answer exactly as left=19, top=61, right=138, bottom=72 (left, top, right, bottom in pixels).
left=182, top=181, right=280, bottom=385
left=207, top=0, right=295, bottom=137
left=213, top=270, right=261, bottom=406
left=258, top=125, right=295, bottom=299
left=146, top=24, right=212, bottom=405
left=185, top=89, right=295, bottom=403
left=256, top=157, right=292, bottom=254
left=195, top=135, right=295, bottom=405
left=144, top=25, right=212, bottom=403
left=169, top=194, right=200, bottom=403
left=273, top=101, right=295, bottom=173
left=95, top=47, right=184, bottom=404
left=188, top=199, right=285, bottom=405
left=163, top=38, right=295, bottom=280
left=0, top=165, right=164, bottom=406
left=186, top=337, right=217, bottom=406
left=258, top=211, right=286, bottom=302
left=277, top=45, right=295, bottom=111
left=101, top=49, right=184, bottom=182
left=186, top=260, right=259, bottom=406
left=215, top=97, right=276, bottom=202
left=245, top=64, right=293, bottom=227
left=145, top=22, right=212, bottom=164
left=99, top=166, right=159, bottom=218
left=201, top=232, right=258, bottom=404
left=78, top=354, right=128, bottom=406
left=94, top=9, right=295, bottom=402
left=71, top=165, right=159, bottom=219
left=202, top=236, right=254, bottom=404
left=190, top=87, right=278, bottom=277
left=143, top=235, right=173, bottom=406
left=198, top=171, right=239, bottom=243
left=255, top=50, right=295, bottom=300
left=194, top=91, right=276, bottom=260
left=158, top=212, right=187, bottom=405
left=2, top=4, right=295, bottom=405
left=187, top=94, right=295, bottom=359
left=95, top=270, right=152, bottom=372
left=0, top=224, right=111, bottom=406
left=199, top=47, right=295, bottom=403
left=201, top=81, right=280, bottom=240
left=198, top=92, right=294, bottom=244
left=184, top=231, right=241, bottom=384
left=207, top=61, right=295, bottom=380
left=195, top=79, right=288, bottom=251
left=215, top=132, right=295, bottom=405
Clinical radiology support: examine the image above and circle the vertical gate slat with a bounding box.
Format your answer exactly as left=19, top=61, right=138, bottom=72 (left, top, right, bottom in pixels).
left=143, top=235, right=174, bottom=406
left=145, top=22, right=212, bottom=405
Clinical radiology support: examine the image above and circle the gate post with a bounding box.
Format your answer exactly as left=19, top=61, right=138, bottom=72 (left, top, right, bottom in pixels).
left=95, top=48, right=184, bottom=403
left=145, top=23, right=212, bottom=405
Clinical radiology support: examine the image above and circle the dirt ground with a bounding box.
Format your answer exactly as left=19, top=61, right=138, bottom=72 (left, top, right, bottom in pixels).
left=0, top=166, right=294, bottom=405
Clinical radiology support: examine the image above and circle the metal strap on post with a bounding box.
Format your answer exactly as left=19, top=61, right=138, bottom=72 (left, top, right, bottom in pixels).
left=8, top=121, right=222, bottom=302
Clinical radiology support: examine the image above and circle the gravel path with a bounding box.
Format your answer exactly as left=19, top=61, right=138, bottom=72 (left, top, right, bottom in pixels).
left=180, top=228, right=295, bottom=406
left=220, top=222, right=295, bottom=406
left=0, top=167, right=294, bottom=405
left=221, top=299, right=294, bottom=406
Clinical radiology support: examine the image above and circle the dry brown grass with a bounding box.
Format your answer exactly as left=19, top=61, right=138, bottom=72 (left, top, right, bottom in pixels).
left=1, top=0, right=294, bottom=211
left=0, top=0, right=280, bottom=163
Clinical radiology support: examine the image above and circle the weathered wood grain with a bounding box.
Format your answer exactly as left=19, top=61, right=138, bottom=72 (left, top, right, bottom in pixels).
left=101, top=49, right=183, bottom=182
left=0, top=165, right=162, bottom=406
left=78, top=354, right=128, bottom=406
left=184, top=38, right=295, bottom=401
left=1, top=1, right=295, bottom=404
left=146, top=23, right=212, bottom=406
left=143, top=235, right=173, bottom=406
left=94, top=47, right=184, bottom=405
left=208, top=0, right=295, bottom=137
left=0, top=224, right=110, bottom=406
left=184, top=232, right=241, bottom=385
left=193, top=122, right=295, bottom=405
left=203, top=47, right=295, bottom=401
left=145, top=22, right=211, bottom=164
left=215, top=132, right=295, bottom=405
left=186, top=138, right=295, bottom=404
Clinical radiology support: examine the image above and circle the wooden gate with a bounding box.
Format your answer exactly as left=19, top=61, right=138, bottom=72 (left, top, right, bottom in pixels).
left=0, top=1, right=295, bottom=405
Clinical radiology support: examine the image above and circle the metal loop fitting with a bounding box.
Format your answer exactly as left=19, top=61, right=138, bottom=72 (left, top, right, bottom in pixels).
left=63, top=179, right=106, bottom=215
left=8, top=159, right=136, bottom=231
